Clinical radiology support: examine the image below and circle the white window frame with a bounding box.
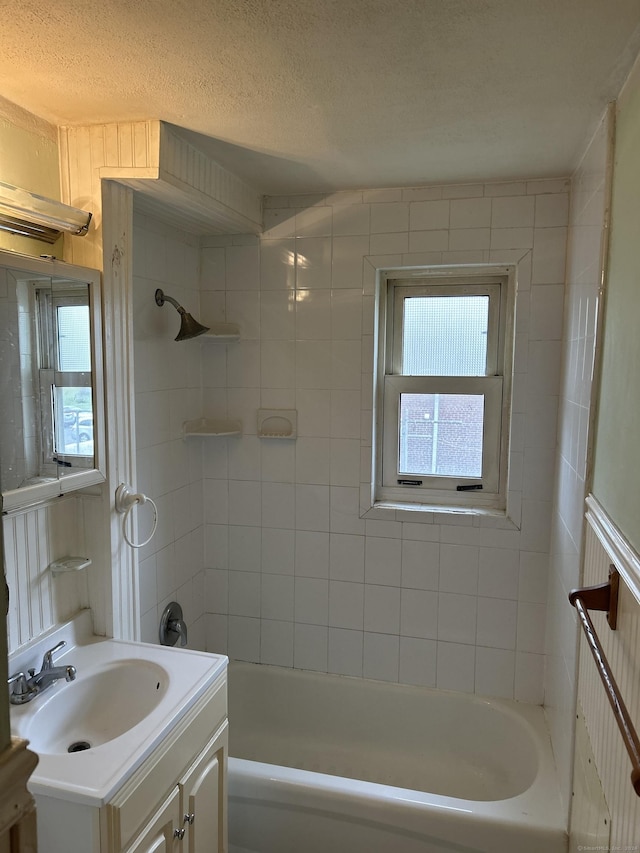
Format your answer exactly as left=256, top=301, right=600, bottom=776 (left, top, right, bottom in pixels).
left=34, top=282, right=94, bottom=473
left=372, top=265, right=516, bottom=514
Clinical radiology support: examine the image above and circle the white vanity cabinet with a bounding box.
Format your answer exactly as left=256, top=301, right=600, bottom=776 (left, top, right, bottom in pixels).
left=34, top=671, right=228, bottom=853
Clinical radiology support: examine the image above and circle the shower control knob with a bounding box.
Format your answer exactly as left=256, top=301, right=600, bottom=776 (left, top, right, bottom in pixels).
left=173, top=828, right=186, bottom=840
left=183, top=813, right=195, bottom=825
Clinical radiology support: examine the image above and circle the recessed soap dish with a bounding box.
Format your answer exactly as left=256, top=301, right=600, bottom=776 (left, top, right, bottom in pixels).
left=257, top=409, right=297, bottom=439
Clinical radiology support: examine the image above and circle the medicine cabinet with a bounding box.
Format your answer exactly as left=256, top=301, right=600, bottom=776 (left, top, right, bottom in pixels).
left=0, top=250, right=105, bottom=512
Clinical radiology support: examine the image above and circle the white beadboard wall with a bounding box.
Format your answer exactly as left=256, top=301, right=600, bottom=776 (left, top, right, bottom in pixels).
left=202, top=177, right=570, bottom=701
left=579, top=516, right=640, bottom=846
left=3, top=496, right=92, bottom=652
left=544, top=108, right=612, bottom=818
left=133, top=212, right=208, bottom=650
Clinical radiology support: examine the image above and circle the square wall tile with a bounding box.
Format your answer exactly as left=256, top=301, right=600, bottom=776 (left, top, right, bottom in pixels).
left=491, top=196, right=535, bottom=229
left=478, top=548, right=519, bottom=599
left=261, top=441, right=296, bottom=483
left=364, top=585, right=400, bottom=634
left=228, top=615, right=260, bottom=662
left=476, top=597, right=517, bottom=649
left=296, top=237, right=331, bottom=289
left=329, top=581, right=364, bottom=629
left=332, top=235, right=369, bottom=289
left=296, top=289, right=331, bottom=340
left=228, top=481, right=261, bottom=526
left=260, top=239, right=296, bottom=290
left=228, top=571, right=260, bottom=617
left=439, top=544, right=479, bottom=594
left=295, top=531, right=330, bottom=578
left=228, top=525, right=261, bottom=572
left=409, top=200, right=450, bottom=231
left=296, top=437, right=331, bottom=485
left=399, top=637, right=437, bottom=687
left=261, top=290, right=295, bottom=339
left=261, top=574, right=294, bottom=621
left=332, top=204, right=370, bottom=237
left=436, top=641, right=475, bottom=692
left=400, top=588, right=438, bottom=639
left=370, top=202, right=409, bottom=234
left=328, top=628, right=363, bottom=676
left=296, top=484, right=331, bottom=531
left=365, top=536, right=401, bottom=585
left=294, top=623, right=328, bottom=671
left=297, top=389, right=332, bottom=437
left=363, top=632, right=399, bottom=682
left=438, top=593, right=477, bottom=644
left=450, top=197, right=492, bottom=228
left=206, top=614, right=228, bottom=655
left=261, top=482, right=295, bottom=529
left=295, top=205, right=332, bottom=237
left=226, top=245, right=260, bottom=291
left=475, top=647, right=515, bottom=699
left=294, top=577, right=329, bottom=625
left=261, top=528, right=295, bottom=575
left=329, top=533, right=365, bottom=582
left=401, top=540, right=440, bottom=590
left=331, top=289, right=363, bottom=340
left=261, top=619, right=294, bottom=667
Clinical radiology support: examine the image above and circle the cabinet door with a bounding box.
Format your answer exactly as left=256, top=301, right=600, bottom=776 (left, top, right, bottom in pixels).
left=180, top=724, right=228, bottom=853
left=125, top=787, right=181, bottom=853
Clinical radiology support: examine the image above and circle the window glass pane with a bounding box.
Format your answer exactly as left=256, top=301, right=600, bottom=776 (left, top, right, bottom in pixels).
left=399, top=393, right=484, bottom=478
left=54, top=387, right=93, bottom=457
left=57, top=305, right=91, bottom=371
left=402, top=296, right=489, bottom=376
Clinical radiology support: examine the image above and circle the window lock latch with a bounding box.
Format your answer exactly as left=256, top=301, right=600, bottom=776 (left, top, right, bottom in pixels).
left=456, top=483, right=483, bottom=491
left=397, top=478, right=423, bottom=486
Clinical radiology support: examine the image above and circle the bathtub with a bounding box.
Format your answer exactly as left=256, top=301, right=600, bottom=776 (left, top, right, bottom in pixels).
left=227, top=662, right=567, bottom=853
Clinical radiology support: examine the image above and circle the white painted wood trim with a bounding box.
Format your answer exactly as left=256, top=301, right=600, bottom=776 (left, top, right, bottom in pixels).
left=101, top=180, right=139, bottom=641
left=585, top=493, right=640, bottom=606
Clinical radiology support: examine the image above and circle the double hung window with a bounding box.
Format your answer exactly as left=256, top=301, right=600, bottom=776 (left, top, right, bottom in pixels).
left=36, top=283, right=94, bottom=471
left=373, top=268, right=514, bottom=512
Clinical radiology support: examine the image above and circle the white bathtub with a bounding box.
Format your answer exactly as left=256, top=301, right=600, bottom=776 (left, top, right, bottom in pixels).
left=227, top=662, right=567, bottom=853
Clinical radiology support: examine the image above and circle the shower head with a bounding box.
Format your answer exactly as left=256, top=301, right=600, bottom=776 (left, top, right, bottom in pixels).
left=155, top=288, right=210, bottom=341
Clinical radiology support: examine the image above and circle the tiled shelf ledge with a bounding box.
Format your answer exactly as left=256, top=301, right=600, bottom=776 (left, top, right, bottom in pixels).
left=183, top=418, right=242, bottom=438
left=200, top=322, right=240, bottom=343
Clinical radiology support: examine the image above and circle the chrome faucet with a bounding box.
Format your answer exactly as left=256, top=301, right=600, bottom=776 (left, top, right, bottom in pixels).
left=8, top=640, right=77, bottom=704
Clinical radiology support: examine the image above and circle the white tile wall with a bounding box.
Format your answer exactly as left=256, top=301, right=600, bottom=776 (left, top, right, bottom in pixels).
left=133, top=213, right=207, bottom=649
left=201, top=177, right=571, bottom=701
left=544, top=109, right=611, bottom=820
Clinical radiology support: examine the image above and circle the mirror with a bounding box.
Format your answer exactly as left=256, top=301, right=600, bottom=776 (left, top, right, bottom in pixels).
left=0, top=250, right=105, bottom=512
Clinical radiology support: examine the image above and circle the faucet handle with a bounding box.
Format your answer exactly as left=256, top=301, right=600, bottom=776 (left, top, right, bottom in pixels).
left=41, top=640, right=66, bottom=671
left=7, top=671, right=37, bottom=703
left=7, top=671, right=28, bottom=694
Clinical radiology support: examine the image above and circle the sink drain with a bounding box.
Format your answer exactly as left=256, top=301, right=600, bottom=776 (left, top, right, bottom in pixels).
left=68, top=740, right=91, bottom=753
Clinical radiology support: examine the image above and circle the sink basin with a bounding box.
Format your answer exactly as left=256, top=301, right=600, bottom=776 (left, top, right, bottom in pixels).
left=9, top=611, right=227, bottom=805
left=22, top=659, right=169, bottom=754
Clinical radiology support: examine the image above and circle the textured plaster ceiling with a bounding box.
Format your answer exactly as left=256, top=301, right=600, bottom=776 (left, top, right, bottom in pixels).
left=2, top=0, right=640, bottom=194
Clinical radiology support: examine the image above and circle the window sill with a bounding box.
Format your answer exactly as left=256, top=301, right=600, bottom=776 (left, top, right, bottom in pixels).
left=363, top=499, right=520, bottom=530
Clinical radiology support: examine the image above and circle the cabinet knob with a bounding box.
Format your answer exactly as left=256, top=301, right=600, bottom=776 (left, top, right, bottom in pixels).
left=173, top=828, right=186, bottom=840
left=183, top=813, right=195, bottom=825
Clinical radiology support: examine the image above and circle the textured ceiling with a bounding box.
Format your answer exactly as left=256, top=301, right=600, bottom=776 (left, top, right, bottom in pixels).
left=2, top=0, right=640, bottom=194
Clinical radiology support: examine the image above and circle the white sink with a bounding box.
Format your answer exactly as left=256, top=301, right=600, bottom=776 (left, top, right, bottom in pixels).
left=9, top=611, right=227, bottom=806
left=21, top=658, right=169, bottom=755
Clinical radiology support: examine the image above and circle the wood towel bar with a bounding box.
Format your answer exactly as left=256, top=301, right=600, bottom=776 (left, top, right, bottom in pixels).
left=569, top=567, right=640, bottom=797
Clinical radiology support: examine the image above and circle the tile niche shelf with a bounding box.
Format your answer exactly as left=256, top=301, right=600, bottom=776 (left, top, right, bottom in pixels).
left=200, top=322, right=240, bottom=343
left=183, top=322, right=241, bottom=438
left=183, top=418, right=242, bottom=438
